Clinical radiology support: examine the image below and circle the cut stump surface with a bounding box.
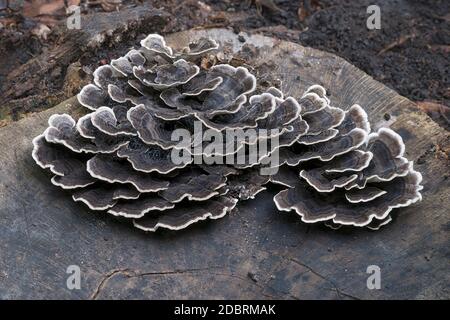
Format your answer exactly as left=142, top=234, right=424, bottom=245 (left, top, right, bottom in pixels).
left=0, top=29, right=448, bottom=299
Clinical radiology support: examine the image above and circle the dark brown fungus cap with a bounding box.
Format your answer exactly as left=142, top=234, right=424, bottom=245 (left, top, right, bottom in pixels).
left=127, top=104, right=190, bottom=149
left=93, top=65, right=143, bottom=104
left=269, top=166, right=299, bottom=188
left=116, top=138, right=192, bottom=174
left=274, top=119, right=309, bottom=148
left=336, top=104, right=371, bottom=135
left=110, top=49, right=146, bottom=77
left=51, top=171, right=96, bottom=190
left=140, top=34, right=218, bottom=60
left=304, top=84, right=330, bottom=105
left=278, top=127, right=367, bottom=166
left=133, top=59, right=200, bottom=90
left=86, top=154, right=169, bottom=192
left=77, top=113, right=98, bottom=139
left=296, top=129, right=339, bottom=145
left=159, top=64, right=256, bottom=118
left=345, top=186, right=387, bottom=203
left=298, top=92, right=328, bottom=115
left=130, top=96, right=188, bottom=121
left=299, top=170, right=358, bottom=193
left=302, top=106, right=345, bottom=135
left=33, top=135, right=88, bottom=177
left=195, top=92, right=275, bottom=131
left=366, top=215, right=393, bottom=230
left=77, top=84, right=109, bottom=110
left=72, top=183, right=141, bottom=211
left=32, top=135, right=95, bottom=189
left=108, top=194, right=175, bottom=219
left=140, top=34, right=174, bottom=58
left=345, top=128, right=411, bottom=190
left=179, top=37, right=219, bottom=58
left=158, top=168, right=227, bottom=203
left=45, top=114, right=128, bottom=154
left=133, top=196, right=237, bottom=232
left=234, top=117, right=310, bottom=170
left=274, top=169, right=422, bottom=227
left=91, top=105, right=136, bottom=136
left=181, top=72, right=223, bottom=96
left=258, top=96, right=301, bottom=129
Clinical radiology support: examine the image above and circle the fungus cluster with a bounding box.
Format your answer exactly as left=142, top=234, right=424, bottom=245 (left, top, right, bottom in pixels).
left=32, top=34, right=423, bottom=232
left=270, top=86, right=423, bottom=230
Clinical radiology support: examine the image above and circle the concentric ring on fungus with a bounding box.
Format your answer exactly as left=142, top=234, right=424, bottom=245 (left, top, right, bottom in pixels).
left=32, top=34, right=423, bottom=232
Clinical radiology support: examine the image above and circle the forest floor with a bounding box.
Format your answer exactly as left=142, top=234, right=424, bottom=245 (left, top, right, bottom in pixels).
left=0, top=0, right=448, bottom=129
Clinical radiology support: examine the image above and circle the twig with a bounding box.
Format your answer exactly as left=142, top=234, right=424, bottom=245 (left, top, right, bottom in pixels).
left=378, top=33, right=416, bottom=55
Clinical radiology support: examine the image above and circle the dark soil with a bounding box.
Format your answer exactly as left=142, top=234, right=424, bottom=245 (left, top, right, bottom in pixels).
left=0, top=0, right=448, bottom=129
left=296, top=0, right=450, bottom=120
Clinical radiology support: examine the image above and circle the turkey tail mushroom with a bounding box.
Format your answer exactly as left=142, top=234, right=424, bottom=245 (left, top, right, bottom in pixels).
left=32, top=34, right=422, bottom=233
left=272, top=85, right=423, bottom=230
left=31, top=34, right=264, bottom=232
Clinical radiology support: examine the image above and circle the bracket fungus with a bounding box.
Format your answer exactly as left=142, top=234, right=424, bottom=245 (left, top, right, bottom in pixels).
left=271, top=94, right=423, bottom=230
left=32, top=33, right=422, bottom=232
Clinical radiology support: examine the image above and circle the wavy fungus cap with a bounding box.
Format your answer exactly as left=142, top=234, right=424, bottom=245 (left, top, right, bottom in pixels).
left=32, top=34, right=422, bottom=232
left=272, top=87, right=423, bottom=229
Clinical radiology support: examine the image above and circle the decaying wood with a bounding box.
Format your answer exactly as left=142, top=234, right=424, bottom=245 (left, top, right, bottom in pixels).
left=0, top=29, right=448, bottom=299
left=0, top=5, right=169, bottom=121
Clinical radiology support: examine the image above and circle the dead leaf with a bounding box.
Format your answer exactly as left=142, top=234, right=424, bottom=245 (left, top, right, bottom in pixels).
left=23, top=0, right=80, bottom=20
left=63, top=61, right=91, bottom=96
left=430, top=45, right=450, bottom=54
left=21, top=0, right=80, bottom=31
left=210, top=12, right=227, bottom=23
left=23, top=0, right=63, bottom=18
left=378, top=33, right=416, bottom=55
left=416, top=100, right=450, bottom=130
left=100, top=0, right=122, bottom=12
left=297, top=0, right=321, bottom=22
left=0, top=16, right=18, bottom=27
left=0, top=120, right=9, bottom=128
left=197, top=1, right=212, bottom=13
left=297, top=7, right=307, bottom=22
left=201, top=55, right=215, bottom=70
left=257, top=0, right=283, bottom=13
left=31, top=22, right=51, bottom=39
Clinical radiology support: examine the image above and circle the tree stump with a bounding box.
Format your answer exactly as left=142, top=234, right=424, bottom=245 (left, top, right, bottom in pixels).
left=0, top=28, right=448, bottom=299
